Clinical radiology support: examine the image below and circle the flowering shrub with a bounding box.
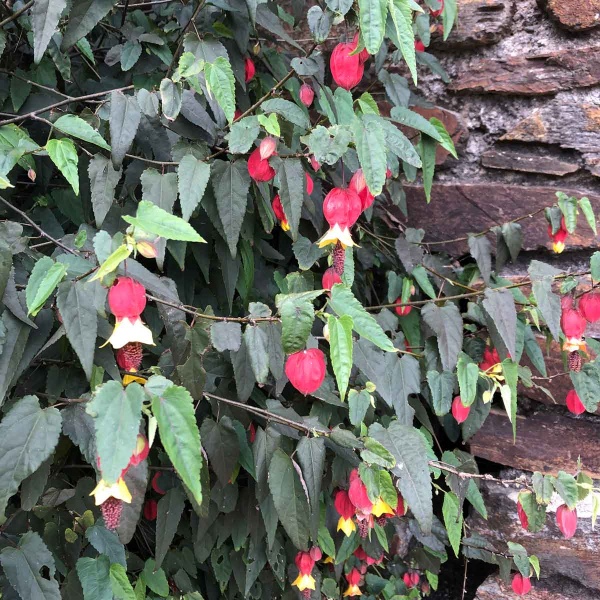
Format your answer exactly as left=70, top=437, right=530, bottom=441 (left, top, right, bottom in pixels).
left=0, top=1, right=599, bottom=599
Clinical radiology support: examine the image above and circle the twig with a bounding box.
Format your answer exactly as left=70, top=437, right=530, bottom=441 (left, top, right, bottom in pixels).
left=0, top=68, right=71, bottom=99
left=0, top=0, right=33, bottom=28
left=167, top=0, right=206, bottom=76
left=429, top=460, right=527, bottom=486
left=116, top=0, right=174, bottom=6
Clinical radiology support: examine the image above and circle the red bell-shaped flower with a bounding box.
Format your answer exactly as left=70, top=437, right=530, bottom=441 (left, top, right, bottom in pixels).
left=244, top=57, right=255, bottom=83
left=579, top=291, right=600, bottom=323
left=322, top=267, right=342, bottom=291
left=317, top=187, right=362, bottom=248
left=517, top=499, right=529, bottom=530
left=292, top=551, right=316, bottom=592
left=335, top=489, right=357, bottom=536
left=479, top=347, right=501, bottom=371
left=451, top=396, right=470, bottom=424
left=548, top=217, right=568, bottom=254
left=285, top=348, right=326, bottom=395
left=566, top=389, right=586, bottom=415
left=345, top=568, right=362, bottom=597
left=248, top=147, right=275, bottom=182
left=300, top=83, right=315, bottom=107
left=415, top=40, right=426, bottom=52
left=561, top=308, right=587, bottom=339
left=430, top=0, right=444, bottom=17
left=143, top=499, right=158, bottom=521
left=403, top=572, right=420, bottom=589
left=305, top=172, right=314, bottom=195
left=348, top=469, right=373, bottom=513
left=556, top=504, right=577, bottom=539
left=330, top=39, right=364, bottom=90
left=349, top=168, right=375, bottom=211
left=512, top=574, right=531, bottom=596
left=271, top=195, right=289, bottom=231
left=394, top=296, right=412, bottom=317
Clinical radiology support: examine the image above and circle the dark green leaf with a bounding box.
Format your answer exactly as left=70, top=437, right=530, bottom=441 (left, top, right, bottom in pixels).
left=201, top=417, right=239, bottom=487
left=88, top=154, right=121, bottom=227
left=32, top=0, right=67, bottom=63
left=262, top=99, right=310, bottom=130
left=76, top=556, right=112, bottom=600
left=442, top=492, right=462, bottom=557
left=328, top=314, right=353, bottom=400
left=421, top=303, right=463, bottom=371
left=210, top=321, right=242, bottom=352
left=205, top=57, right=236, bottom=123
left=154, top=487, right=186, bottom=569
left=426, top=370, right=455, bottom=416
left=570, top=360, right=600, bottom=413
left=501, top=222, right=523, bottom=263
left=178, top=155, right=210, bottom=222
left=61, top=0, right=116, bottom=50
left=482, top=289, right=517, bottom=359
left=348, top=389, right=372, bottom=426
left=46, top=138, right=79, bottom=195
left=276, top=158, right=305, bottom=240
left=354, top=115, right=387, bottom=196
left=296, top=437, right=325, bottom=540
left=54, top=115, right=110, bottom=150
left=109, top=91, right=141, bottom=169
left=86, top=524, right=126, bottom=566
left=419, top=135, right=437, bottom=203
left=591, top=251, right=600, bottom=281
left=276, top=291, right=320, bottom=354
left=142, top=559, right=169, bottom=596
left=578, top=197, right=596, bottom=236
left=468, top=235, right=492, bottom=285
left=359, top=0, right=387, bottom=55
left=307, top=6, right=331, bottom=43
left=244, top=325, right=270, bottom=384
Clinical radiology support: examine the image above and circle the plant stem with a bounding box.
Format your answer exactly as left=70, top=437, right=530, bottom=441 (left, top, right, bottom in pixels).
left=0, top=0, right=33, bottom=28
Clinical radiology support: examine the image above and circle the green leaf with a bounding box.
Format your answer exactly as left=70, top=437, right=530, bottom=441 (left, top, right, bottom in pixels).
left=411, top=265, right=435, bottom=298
left=160, top=78, right=182, bottom=121
left=154, top=487, right=186, bottom=569
left=261, top=99, right=310, bottom=130
left=109, top=91, right=141, bottom=168
left=109, top=563, right=136, bottom=600
left=591, top=251, right=600, bottom=281
left=211, top=159, right=251, bottom=256
left=90, top=244, right=131, bottom=282
left=430, top=117, right=457, bottom=159
left=426, top=370, right=455, bottom=416
left=517, top=491, right=546, bottom=533
left=244, top=325, right=270, bottom=384
left=88, top=154, right=121, bottom=227
left=303, top=124, right=352, bottom=165
left=389, top=0, right=417, bottom=83
left=369, top=421, right=433, bottom=533
left=87, top=381, right=143, bottom=483
left=46, top=138, right=79, bottom=195
left=501, top=222, right=523, bottom=263
left=53, top=114, right=111, bottom=150
left=328, top=314, right=353, bottom=400
left=307, top=5, right=331, bottom=43
left=419, top=134, right=437, bottom=202
left=178, top=155, right=210, bottom=222
left=0, top=532, right=60, bottom=600
left=441, top=0, right=458, bottom=39
left=120, top=40, right=142, bottom=71
left=210, top=321, right=242, bottom=352
left=442, top=492, right=463, bottom=557
left=296, top=436, right=326, bottom=540
left=85, top=524, right=126, bottom=566
left=361, top=438, right=396, bottom=469
left=123, top=200, right=205, bottom=243
left=501, top=360, right=518, bottom=439
left=150, top=378, right=203, bottom=505
left=457, top=353, right=478, bottom=407
left=276, top=158, right=305, bottom=240
left=0, top=312, right=31, bottom=407
left=421, top=303, right=463, bottom=371
left=354, top=115, right=387, bottom=196
left=578, top=197, right=596, bottom=236
left=26, top=256, right=67, bottom=316
left=554, top=471, right=579, bottom=509
left=76, top=556, right=112, bottom=600
left=267, top=449, right=310, bottom=550
left=348, top=389, right=372, bottom=426
left=32, top=0, right=67, bottom=63
left=226, top=116, right=260, bottom=154
left=482, top=289, right=517, bottom=358
left=468, top=235, right=492, bottom=285
left=570, top=360, right=600, bottom=413
left=557, top=194, right=578, bottom=233
left=56, top=280, right=99, bottom=380
left=329, top=284, right=395, bottom=352
left=61, top=0, right=116, bottom=50
left=141, top=168, right=178, bottom=212
left=141, top=559, right=169, bottom=597
left=0, top=396, right=61, bottom=520
left=507, top=542, right=530, bottom=578
left=359, top=0, right=387, bottom=55
left=205, top=57, right=236, bottom=124
left=529, top=261, right=561, bottom=340
left=390, top=106, right=443, bottom=141
left=276, top=291, right=320, bottom=354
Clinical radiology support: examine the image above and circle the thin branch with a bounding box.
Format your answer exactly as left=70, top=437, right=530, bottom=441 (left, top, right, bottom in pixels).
left=0, top=0, right=33, bottom=28
left=429, top=460, right=527, bottom=486
left=116, top=0, right=174, bottom=6
left=167, top=0, right=206, bottom=76
left=0, top=68, right=71, bottom=99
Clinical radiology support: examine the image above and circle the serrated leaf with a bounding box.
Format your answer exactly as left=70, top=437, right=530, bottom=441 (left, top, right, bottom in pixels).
left=303, top=124, right=352, bottom=165
left=442, top=492, right=462, bottom=557
left=261, top=99, right=310, bottom=130
left=210, top=321, right=242, bottom=352
left=578, top=197, right=596, bottom=236
left=531, top=278, right=561, bottom=341
left=205, top=57, right=236, bottom=123
left=154, top=488, right=184, bottom=569
left=123, top=200, right=205, bottom=242
left=501, top=222, right=523, bottom=263
left=390, top=106, right=442, bottom=141
left=296, top=436, right=325, bottom=540
left=518, top=491, right=546, bottom=533
left=0, top=396, right=61, bottom=520
left=85, top=524, right=126, bottom=566
left=267, top=449, right=310, bottom=550
left=554, top=471, right=579, bottom=509
left=211, top=159, right=251, bottom=256
left=328, top=314, right=353, bottom=400
left=109, top=91, right=141, bottom=169
left=26, top=257, right=67, bottom=317
left=160, top=78, right=182, bottom=121
left=53, top=115, right=110, bottom=151
left=419, top=134, right=437, bottom=202
left=483, top=289, right=516, bottom=358
left=421, top=303, right=463, bottom=371
left=226, top=116, right=260, bottom=154
left=141, top=559, right=169, bottom=596
left=76, top=556, right=112, bottom=600
left=150, top=379, right=203, bottom=504
left=359, top=0, right=387, bottom=55
left=468, top=235, right=492, bottom=285
left=426, top=370, right=455, bottom=416
left=178, top=155, right=210, bottom=222
left=307, top=5, right=331, bottom=43
left=329, top=284, right=395, bottom=352
left=61, top=0, right=116, bottom=50
left=456, top=353, right=478, bottom=407
left=56, top=280, right=99, bottom=380
left=120, top=40, right=141, bottom=71
left=87, top=381, right=143, bottom=483
left=388, top=0, right=416, bottom=84
left=354, top=115, right=387, bottom=196
left=276, top=158, right=305, bottom=240
left=88, top=154, right=121, bottom=227
left=109, top=563, right=135, bottom=600
left=244, top=325, right=270, bottom=384
left=430, top=117, right=457, bottom=158
left=276, top=291, right=320, bottom=354
left=348, top=389, right=371, bottom=426
left=46, top=138, right=79, bottom=195
left=32, top=0, right=67, bottom=63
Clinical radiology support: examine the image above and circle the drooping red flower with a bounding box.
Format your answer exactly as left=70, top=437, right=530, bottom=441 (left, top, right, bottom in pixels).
left=349, top=169, right=375, bottom=211
left=512, top=574, right=532, bottom=596
left=395, top=494, right=407, bottom=517
left=479, top=346, right=501, bottom=371
left=259, top=136, right=277, bottom=160
left=403, top=572, right=420, bottom=589
left=305, top=172, right=314, bottom=195
left=143, top=499, right=158, bottom=521
left=335, top=489, right=357, bottom=536
left=248, top=147, right=275, bottom=182
left=300, top=83, right=315, bottom=107
left=556, top=504, right=577, bottom=539
left=566, top=389, right=586, bottom=415
left=344, top=568, right=362, bottom=597
left=285, top=348, right=326, bottom=395
left=548, top=217, right=568, bottom=254
left=430, top=0, right=444, bottom=17
left=309, top=546, right=322, bottom=561
left=330, top=38, right=364, bottom=90
left=561, top=308, right=587, bottom=339
left=394, top=296, right=411, bottom=317
left=128, top=434, right=149, bottom=467
left=451, top=396, right=470, bottom=424
left=271, top=195, right=289, bottom=231
left=354, top=546, right=383, bottom=566
left=244, top=57, right=255, bottom=83
left=415, top=40, right=426, bottom=53
left=310, top=155, right=320, bottom=171
left=317, top=187, right=362, bottom=248
left=151, top=472, right=167, bottom=495
left=322, top=267, right=342, bottom=292
left=579, top=291, right=600, bottom=323
left=348, top=469, right=372, bottom=513
left=517, top=500, right=529, bottom=530
left=116, top=342, right=143, bottom=372
left=292, top=551, right=316, bottom=592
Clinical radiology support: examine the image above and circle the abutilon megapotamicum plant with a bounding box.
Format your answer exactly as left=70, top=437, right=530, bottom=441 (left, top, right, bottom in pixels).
left=0, top=1, right=600, bottom=599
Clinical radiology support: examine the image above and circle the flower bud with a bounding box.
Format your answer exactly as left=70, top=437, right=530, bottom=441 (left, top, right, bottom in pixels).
left=136, top=240, right=158, bottom=259
left=323, top=323, right=330, bottom=342
left=403, top=572, right=420, bottom=589
left=259, top=136, right=277, bottom=160
left=556, top=504, right=577, bottom=539
left=394, top=296, right=411, bottom=317
left=579, top=291, right=600, bottom=323
left=244, top=57, right=255, bottom=83
left=285, top=348, right=326, bottom=395
left=451, top=395, right=470, bottom=424
left=248, top=147, right=275, bottom=182
left=517, top=500, right=529, bottom=530
left=309, top=155, right=320, bottom=171
left=143, top=499, right=158, bottom=521
left=309, top=547, right=322, bottom=561
left=27, top=168, right=36, bottom=182
left=299, top=83, right=315, bottom=107
left=561, top=308, right=587, bottom=339
left=322, top=267, right=342, bottom=291
left=511, top=574, right=531, bottom=596
left=415, top=40, right=426, bottom=52
left=305, top=172, right=314, bottom=195
left=330, top=39, right=364, bottom=90
left=566, top=389, right=586, bottom=415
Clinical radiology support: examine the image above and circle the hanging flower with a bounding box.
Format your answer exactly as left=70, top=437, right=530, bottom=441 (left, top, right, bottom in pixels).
left=353, top=546, right=383, bottom=566
left=322, top=267, right=342, bottom=291
left=143, top=499, right=158, bottom=521
left=516, top=500, right=529, bottom=530
left=348, top=469, right=372, bottom=513
left=291, top=551, right=316, bottom=592
left=335, top=489, right=357, bottom=536
left=317, top=187, right=362, bottom=248
left=330, top=36, right=364, bottom=90
left=271, top=195, right=289, bottom=231
left=394, top=297, right=412, bottom=317
left=300, top=83, right=315, bottom=107
left=547, top=217, right=568, bottom=254
left=579, top=291, right=600, bottom=323
left=479, top=346, right=502, bottom=373
left=259, top=136, right=277, bottom=160
left=451, top=395, right=470, bottom=424
left=561, top=307, right=587, bottom=353
left=344, top=568, right=362, bottom=597
left=556, top=504, right=577, bottom=539
left=415, top=40, right=426, bottom=52
left=565, top=389, right=586, bottom=415
left=511, top=574, right=532, bottom=596
left=403, top=572, right=420, bottom=589
left=305, top=172, right=314, bottom=195
left=430, top=0, right=444, bottom=17
left=105, top=278, right=154, bottom=349
left=248, top=147, right=275, bottom=182
left=116, top=342, right=143, bottom=372
left=349, top=169, right=374, bottom=211
left=285, top=348, right=326, bottom=395
left=244, top=57, right=255, bottom=83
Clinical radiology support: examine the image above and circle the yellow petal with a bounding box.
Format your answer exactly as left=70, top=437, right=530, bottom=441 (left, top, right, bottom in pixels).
left=105, top=318, right=154, bottom=349
left=90, top=478, right=132, bottom=505
left=123, top=374, right=147, bottom=386
left=337, top=516, right=357, bottom=537
left=372, top=498, right=394, bottom=517
left=292, top=574, right=316, bottom=591
left=281, top=220, right=290, bottom=231
left=553, top=242, right=565, bottom=253
left=317, top=224, right=356, bottom=249
left=344, top=584, right=362, bottom=597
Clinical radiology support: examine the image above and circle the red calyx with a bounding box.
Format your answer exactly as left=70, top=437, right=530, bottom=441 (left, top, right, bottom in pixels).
left=244, top=57, right=255, bottom=83
left=512, top=574, right=532, bottom=596
left=128, top=433, right=149, bottom=467
left=248, top=147, right=275, bottom=182
left=295, top=551, right=315, bottom=575
left=403, top=572, right=420, bottom=589
left=349, top=169, right=375, bottom=211
left=561, top=307, right=587, bottom=339
left=346, top=568, right=361, bottom=585
left=556, top=504, right=577, bottom=539
left=348, top=469, right=373, bottom=512
left=143, top=499, right=158, bottom=521
left=330, top=39, right=364, bottom=90
left=151, top=472, right=167, bottom=495
left=566, top=389, right=586, bottom=415
left=305, top=172, right=314, bottom=195
left=394, top=296, right=412, bottom=317
left=116, top=342, right=143, bottom=372
left=451, top=395, right=470, bottom=424
left=395, top=494, right=407, bottom=517
left=271, top=194, right=286, bottom=221
left=517, top=500, right=529, bottom=530
left=579, top=291, right=600, bottom=323
left=415, top=40, right=426, bottom=53
left=479, top=346, right=501, bottom=371
left=335, top=489, right=356, bottom=520
left=299, top=83, right=315, bottom=107
left=309, top=546, right=322, bottom=561
left=284, top=348, right=326, bottom=395
left=108, top=277, right=147, bottom=319
left=322, top=187, right=362, bottom=230
left=430, top=0, right=444, bottom=17
left=322, top=267, right=342, bottom=291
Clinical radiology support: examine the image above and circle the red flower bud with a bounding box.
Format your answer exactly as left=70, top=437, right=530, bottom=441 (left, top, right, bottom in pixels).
left=394, top=296, right=412, bottom=317
left=548, top=217, right=568, bottom=254
left=151, top=472, right=167, bottom=495
left=305, top=172, right=314, bottom=195
left=565, top=389, right=586, bottom=415
left=349, top=168, right=375, bottom=211
left=233, top=109, right=242, bottom=121
left=295, top=551, right=315, bottom=575
left=561, top=308, right=587, bottom=339
left=108, top=278, right=147, bottom=320
left=323, top=187, right=362, bottom=230
left=330, top=39, right=364, bottom=90
left=517, top=500, right=529, bottom=530
left=244, top=57, right=255, bottom=83
left=415, top=40, right=426, bottom=53
left=143, top=499, right=158, bottom=521
left=285, top=348, right=326, bottom=395
left=451, top=395, right=470, bottom=424
left=309, top=547, right=322, bottom=561
left=479, top=347, right=501, bottom=371
left=579, top=291, right=600, bottom=323
left=322, top=267, right=342, bottom=291
left=259, top=137, right=277, bottom=160
left=403, top=572, right=420, bottom=589
left=299, top=83, right=315, bottom=107
left=347, top=568, right=361, bottom=585
left=430, top=0, right=444, bottom=17
left=348, top=469, right=372, bottom=512
left=395, top=494, right=407, bottom=517
left=248, top=147, right=275, bottom=182
left=248, top=422, right=256, bottom=443
left=512, top=574, right=531, bottom=596
left=556, top=504, right=577, bottom=539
